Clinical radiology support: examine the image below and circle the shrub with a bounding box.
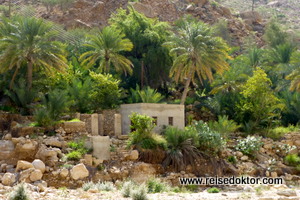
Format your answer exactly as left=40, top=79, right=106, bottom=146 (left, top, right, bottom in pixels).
left=33, top=107, right=53, bottom=127
left=121, top=181, right=135, bottom=197
left=66, top=151, right=82, bottom=161
left=131, top=185, right=148, bottom=200
left=127, top=113, right=167, bottom=150
left=284, top=154, right=300, bottom=166
left=227, top=155, right=237, bottom=164
left=266, top=125, right=299, bottom=140
left=9, top=184, right=31, bottom=200
left=191, top=121, right=226, bottom=155
left=89, top=72, right=121, bottom=110
left=235, top=136, right=263, bottom=157
left=95, top=181, right=115, bottom=191
left=163, top=126, right=201, bottom=171
left=208, top=115, right=240, bottom=138
left=82, top=181, right=94, bottom=191
left=207, top=187, right=220, bottom=193
left=146, top=178, right=168, bottom=193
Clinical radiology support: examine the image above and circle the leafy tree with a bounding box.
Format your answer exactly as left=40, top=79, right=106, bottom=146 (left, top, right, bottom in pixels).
left=0, top=16, right=67, bottom=90
left=238, top=68, right=284, bottom=128
left=109, top=7, right=172, bottom=88
left=80, top=26, right=133, bottom=76
left=165, top=17, right=230, bottom=104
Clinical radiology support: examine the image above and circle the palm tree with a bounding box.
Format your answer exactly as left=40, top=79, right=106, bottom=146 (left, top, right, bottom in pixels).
left=165, top=19, right=230, bottom=104
left=80, top=26, right=133, bottom=76
left=0, top=16, right=67, bottom=90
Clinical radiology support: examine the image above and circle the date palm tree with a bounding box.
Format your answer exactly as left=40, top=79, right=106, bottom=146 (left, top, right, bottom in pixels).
left=165, top=18, right=230, bottom=104
left=80, top=26, right=133, bottom=76
left=0, top=16, right=68, bottom=89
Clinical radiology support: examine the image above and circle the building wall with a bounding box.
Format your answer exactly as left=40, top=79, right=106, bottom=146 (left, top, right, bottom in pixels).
left=120, top=103, right=185, bottom=134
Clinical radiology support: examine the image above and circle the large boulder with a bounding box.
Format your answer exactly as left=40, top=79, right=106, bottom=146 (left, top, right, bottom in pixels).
left=13, top=137, right=39, bottom=162
left=35, top=144, right=59, bottom=167
left=19, top=168, right=35, bottom=182
left=44, top=138, right=63, bottom=148
left=16, top=160, right=34, bottom=172
left=1, top=173, right=16, bottom=186
left=63, top=121, right=86, bottom=134
left=129, top=162, right=159, bottom=183
left=32, top=159, right=46, bottom=173
left=70, top=163, right=89, bottom=180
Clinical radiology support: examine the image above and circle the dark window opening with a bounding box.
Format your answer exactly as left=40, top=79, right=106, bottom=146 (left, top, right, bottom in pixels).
left=168, top=117, right=173, bottom=126
left=152, top=116, right=158, bottom=125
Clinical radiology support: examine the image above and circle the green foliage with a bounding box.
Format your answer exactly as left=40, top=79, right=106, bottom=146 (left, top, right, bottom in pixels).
left=191, top=121, right=226, bottom=155
left=264, top=21, right=289, bottom=48
left=208, top=115, right=240, bottom=138
left=284, top=154, right=300, bottom=167
left=266, top=125, right=299, bottom=140
left=33, top=107, right=53, bottom=127
left=128, top=85, right=164, bottom=103
left=66, top=151, right=82, bottom=161
left=163, top=126, right=201, bottom=171
left=109, top=7, right=172, bottom=88
left=127, top=113, right=167, bottom=150
left=279, top=90, right=300, bottom=125
left=238, top=68, right=284, bottom=130
left=131, top=185, right=148, bottom=200
left=9, top=184, right=30, bottom=200
left=80, top=26, right=133, bottom=75
left=207, top=187, right=220, bottom=193
left=146, top=178, right=168, bottom=193
left=213, top=18, right=231, bottom=44
left=89, top=71, right=121, bottom=110
left=95, top=182, right=115, bottom=191
left=227, top=155, right=237, bottom=164
left=82, top=181, right=94, bottom=191
left=5, top=79, right=36, bottom=115
left=235, top=136, right=263, bottom=157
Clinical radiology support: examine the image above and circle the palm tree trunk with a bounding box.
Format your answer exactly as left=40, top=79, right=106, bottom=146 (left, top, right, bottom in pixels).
left=9, top=68, right=19, bottom=89
left=27, top=61, right=33, bottom=90
left=180, top=75, right=192, bottom=105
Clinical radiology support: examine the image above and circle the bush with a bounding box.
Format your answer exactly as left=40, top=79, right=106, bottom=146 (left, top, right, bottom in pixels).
left=127, top=113, right=167, bottom=150
left=89, top=72, right=121, bottom=110
left=95, top=181, right=115, bottom=191
left=208, top=115, right=240, bottom=138
left=66, top=151, right=82, bottom=161
left=207, top=187, right=220, bottom=193
left=227, top=155, right=237, bottom=164
left=121, top=181, right=135, bottom=197
left=235, top=136, right=263, bottom=157
left=82, top=181, right=94, bottom=191
left=284, top=154, right=300, bottom=166
left=146, top=178, right=168, bottom=193
left=9, top=184, right=31, bottom=200
left=266, top=125, right=299, bottom=140
left=191, top=121, right=226, bottom=155
left=131, top=185, right=148, bottom=200
left=163, top=126, right=201, bottom=171
left=33, top=107, right=53, bottom=127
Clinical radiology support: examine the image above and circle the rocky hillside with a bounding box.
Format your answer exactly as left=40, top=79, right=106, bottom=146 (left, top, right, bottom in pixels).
left=219, top=0, right=300, bottom=33
left=2, top=0, right=266, bottom=48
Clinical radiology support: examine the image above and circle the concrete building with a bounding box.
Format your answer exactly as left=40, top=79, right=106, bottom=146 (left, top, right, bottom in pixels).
left=120, top=103, right=185, bottom=134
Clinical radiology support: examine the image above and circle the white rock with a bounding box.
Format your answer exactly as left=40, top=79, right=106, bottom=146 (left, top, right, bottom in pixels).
left=32, top=159, right=46, bottom=173
left=33, top=180, right=47, bottom=192
left=30, top=169, right=43, bottom=182
left=1, top=173, right=16, bottom=186
left=70, top=163, right=89, bottom=180
left=16, top=160, right=34, bottom=172
left=241, top=156, right=249, bottom=161
left=244, top=185, right=254, bottom=192
left=277, top=189, right=297, bottom=197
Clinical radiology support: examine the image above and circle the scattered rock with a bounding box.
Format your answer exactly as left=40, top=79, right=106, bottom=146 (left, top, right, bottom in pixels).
left=60, top=168, right=69, bottom=178
left=44, top=138, right=63, bottom=148
left=16, top=160, right=34, bottom=172
left=241, top=156, right=249, bottom=161
left=1, top=172, right=16, bottom=186
left=125, top=150, right=139, bottom=161
left=70, top=164, right=89, bottom=180
left=32, top=159, right=46, bottom=173
left=277, top=189, right=297, bottom=197
left=30, top=169, right=43, bottom=182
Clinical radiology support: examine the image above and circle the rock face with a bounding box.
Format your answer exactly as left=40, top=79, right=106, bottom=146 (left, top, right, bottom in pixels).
left=35, top=144, right=59, bottom=167
left=129, top=162, right=158, bottom=183
left=44, top=138, right=63, bottom=148
left=0, top=140, right=15, bottom=161
left=16, top=160, right=34, bottom=172
left=1, top=173, right=16, bottom=186
left=13, top=137, right=39, bottom=162
left=32, top=159, right=46, bottom=173
left=70, top=164, right=89, bottom=180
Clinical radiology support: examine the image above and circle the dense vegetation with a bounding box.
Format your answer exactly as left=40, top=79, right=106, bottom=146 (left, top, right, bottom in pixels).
left=0, top=6, right=300, bottom=136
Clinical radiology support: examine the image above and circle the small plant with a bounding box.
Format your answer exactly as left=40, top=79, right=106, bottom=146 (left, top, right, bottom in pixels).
left=82, top=181, right=94, bottom=191
left=66, top=151, right=82, bottom=161
left=185, top=185, right=198, bottom=192
left=121, top=181, right=136, bottom=197
left=235, top=136, right=263, bottom=157
left=227, top=155, right=237, bottom=164
left=110, top=145, right=116, bottom=152
left=208, top=115, right=240, bottom=138
left=284, top=154, right=300, bottom=166
left=207, top=187, right=220, bottom=193
left=131, top=185, right=148, bottom=200
left=9, top=184, right=31, bottom=200
left=95, top=181, right=115, bottom=191
left=146, top=178, right=168, bottom=193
